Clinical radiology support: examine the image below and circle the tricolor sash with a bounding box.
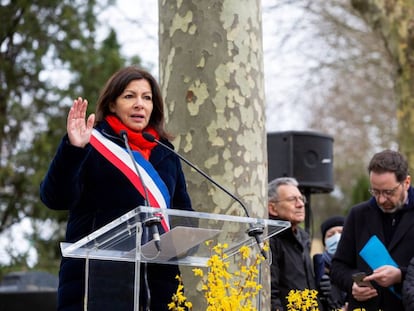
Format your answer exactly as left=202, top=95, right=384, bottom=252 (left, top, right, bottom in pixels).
left=90, top=129, right=170, bottom=231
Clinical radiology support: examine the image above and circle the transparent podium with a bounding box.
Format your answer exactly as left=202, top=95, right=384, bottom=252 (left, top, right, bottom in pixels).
left=61, top=206, right=290, bottom=310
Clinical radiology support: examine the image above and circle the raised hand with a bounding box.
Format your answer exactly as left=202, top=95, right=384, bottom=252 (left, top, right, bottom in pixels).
left=67, top=97, right=95, bottom=148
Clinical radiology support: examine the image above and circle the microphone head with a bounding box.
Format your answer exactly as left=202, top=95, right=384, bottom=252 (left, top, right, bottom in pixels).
left=142, top=132, right=155, bottom=142
left=119, top=130, right=128, bottom=138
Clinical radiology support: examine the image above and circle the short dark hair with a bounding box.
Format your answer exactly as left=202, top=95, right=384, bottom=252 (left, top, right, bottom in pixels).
left=368, top=149, right=409, bottom=182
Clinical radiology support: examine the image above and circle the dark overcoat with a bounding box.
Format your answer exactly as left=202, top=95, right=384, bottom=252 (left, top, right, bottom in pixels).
left=331, top=187, right=414, bottom=311
left=40, top=121, right=193, bottom=311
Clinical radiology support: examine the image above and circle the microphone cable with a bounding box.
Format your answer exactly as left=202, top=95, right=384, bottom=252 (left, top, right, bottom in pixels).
left=142, top=132, right=268, bottom=259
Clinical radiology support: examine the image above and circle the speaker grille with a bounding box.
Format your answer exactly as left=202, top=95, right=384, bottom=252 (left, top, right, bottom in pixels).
left=267, top=131, right=334, bottom=193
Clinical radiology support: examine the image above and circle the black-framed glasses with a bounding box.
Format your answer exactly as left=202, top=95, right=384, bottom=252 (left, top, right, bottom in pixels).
left=274, top=195, right=307, bottom=204
left=368, top=183, right=402, bottom=198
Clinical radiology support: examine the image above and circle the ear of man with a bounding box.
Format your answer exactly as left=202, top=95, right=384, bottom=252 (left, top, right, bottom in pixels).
left=268, top=201, right=278, bottom=217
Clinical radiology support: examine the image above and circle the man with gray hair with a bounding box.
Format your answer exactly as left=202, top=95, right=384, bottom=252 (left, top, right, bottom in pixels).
left=268, top=177, right=322, bottom=311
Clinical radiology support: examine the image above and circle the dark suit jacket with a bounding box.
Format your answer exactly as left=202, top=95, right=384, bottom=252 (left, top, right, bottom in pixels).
left=331, top=187, right=414, bottom=311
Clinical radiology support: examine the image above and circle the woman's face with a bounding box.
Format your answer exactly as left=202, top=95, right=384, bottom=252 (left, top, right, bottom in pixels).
left=110, top=79, right=153, bottom=132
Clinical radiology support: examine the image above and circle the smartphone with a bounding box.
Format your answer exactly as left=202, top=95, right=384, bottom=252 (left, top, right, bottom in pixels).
left=352, top=272, right=373, bottom=288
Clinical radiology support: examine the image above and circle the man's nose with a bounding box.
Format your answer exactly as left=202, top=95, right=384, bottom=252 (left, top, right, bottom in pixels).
left=376, top=193, right=388, bottom=204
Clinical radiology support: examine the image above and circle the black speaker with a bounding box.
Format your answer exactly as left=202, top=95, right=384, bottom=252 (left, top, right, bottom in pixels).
left=267, top=131, right=334, bottom=193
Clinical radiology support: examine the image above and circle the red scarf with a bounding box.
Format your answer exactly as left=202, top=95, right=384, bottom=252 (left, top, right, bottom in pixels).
left=105, top=115, right=159, bottom=160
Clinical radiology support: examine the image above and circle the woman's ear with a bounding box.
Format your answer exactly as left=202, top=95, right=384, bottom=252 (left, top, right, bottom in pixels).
left=109, top=102, right=116, bottom=113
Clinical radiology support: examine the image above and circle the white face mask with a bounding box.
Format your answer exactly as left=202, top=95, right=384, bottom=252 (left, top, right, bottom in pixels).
left=325, top=232, right=341, bottom=255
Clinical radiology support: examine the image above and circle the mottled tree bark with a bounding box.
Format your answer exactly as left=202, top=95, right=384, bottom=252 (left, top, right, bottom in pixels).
left=352, top=0, right=414, bottom=168
left=159, top=0, right=268, bottom=308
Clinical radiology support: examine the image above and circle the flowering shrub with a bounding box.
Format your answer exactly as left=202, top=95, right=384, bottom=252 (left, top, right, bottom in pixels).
left=286, top=289, right=319, bottom=311
left=169, top=275, right=193, bottom=311
left=169, top=243, right=366, bottom=311
left=168, top=241, right=267, bottom=311
left=287, top=290, right=370, bottom=311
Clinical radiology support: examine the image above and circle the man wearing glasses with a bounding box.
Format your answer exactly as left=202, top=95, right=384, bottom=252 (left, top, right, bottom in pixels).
left=331, top=149, right=414, bottom=311
left=268, top=177, right=322, bottom=311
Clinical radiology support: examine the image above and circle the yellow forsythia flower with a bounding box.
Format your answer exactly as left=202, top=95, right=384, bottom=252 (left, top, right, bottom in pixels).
left=286, top=289, right=319, bottom=311
left=169, top=241, right=267, bottom=310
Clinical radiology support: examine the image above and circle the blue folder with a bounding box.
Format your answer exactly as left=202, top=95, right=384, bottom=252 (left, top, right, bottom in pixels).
left=359, top=235, right=400, bottom=298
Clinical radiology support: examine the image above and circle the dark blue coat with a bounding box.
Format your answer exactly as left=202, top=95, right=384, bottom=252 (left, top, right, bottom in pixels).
left=40, top=121, right=193, bottom=311
left=313, top=252, right=347, bottom=309
left=331, top=187, right=414, bottom=311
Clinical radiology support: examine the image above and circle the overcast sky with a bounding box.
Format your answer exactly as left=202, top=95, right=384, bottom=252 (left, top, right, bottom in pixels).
left=98, top=0, right=309, bottom=132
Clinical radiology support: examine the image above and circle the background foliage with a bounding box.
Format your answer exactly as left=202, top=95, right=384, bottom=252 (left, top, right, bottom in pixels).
left=0, top=0, right=142, bottom=276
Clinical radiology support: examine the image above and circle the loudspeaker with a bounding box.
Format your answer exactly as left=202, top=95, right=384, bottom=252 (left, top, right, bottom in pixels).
left=267, top=131, right=334, bottom=193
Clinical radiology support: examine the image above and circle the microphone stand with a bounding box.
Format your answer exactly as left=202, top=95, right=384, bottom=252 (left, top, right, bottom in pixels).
left=142, top=132, right=267, bottom=259
left=120, top=130, right=160, bottom=311
left=120, top=130, right=162, bottom=252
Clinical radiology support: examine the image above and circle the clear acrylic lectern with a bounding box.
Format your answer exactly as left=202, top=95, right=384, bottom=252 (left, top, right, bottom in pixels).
left=61, top=206, right=290, bottom=310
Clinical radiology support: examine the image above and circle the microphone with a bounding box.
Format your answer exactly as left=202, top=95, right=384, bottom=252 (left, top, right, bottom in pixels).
left=142, top=132, right=267, bottom=259
left=120, top=130, right=161, bottom=252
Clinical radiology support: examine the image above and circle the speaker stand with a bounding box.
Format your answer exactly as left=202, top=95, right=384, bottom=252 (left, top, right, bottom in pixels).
left=303, top=188, right=312, bottom=233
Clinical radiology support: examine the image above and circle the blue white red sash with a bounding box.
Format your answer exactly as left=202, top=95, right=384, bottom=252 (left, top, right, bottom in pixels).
left=90, top=129, right=170, bottom=231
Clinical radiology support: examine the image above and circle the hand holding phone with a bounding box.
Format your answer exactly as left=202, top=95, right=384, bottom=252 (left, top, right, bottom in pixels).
left=352, top=272, right=374, bottom=288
